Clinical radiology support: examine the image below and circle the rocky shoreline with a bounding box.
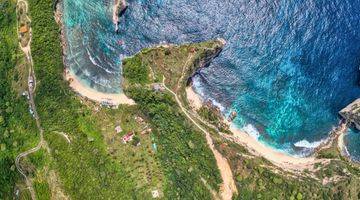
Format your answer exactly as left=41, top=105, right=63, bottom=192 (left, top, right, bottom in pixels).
left=185, top=38, right=225, bottom=86
left=54, top=0, right=357, bottom=168
left=340, top=98, right=360, bottom=130
left=185, top=53, right=356, bottom=171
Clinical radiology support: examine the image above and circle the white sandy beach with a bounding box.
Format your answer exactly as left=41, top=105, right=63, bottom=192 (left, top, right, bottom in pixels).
left=337, top=128, right=350, bottom=158
left=226, top=126, right=325, bottom=171
left=58, top=3, right=134, bottom=106
left=65, top=71, right=135, bottom=106
left=186, top=86, right=203, bottom=110
left=185, top=86, right=349, bottom=172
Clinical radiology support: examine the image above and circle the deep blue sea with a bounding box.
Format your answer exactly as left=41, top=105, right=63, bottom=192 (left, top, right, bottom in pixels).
left=62, top=0, right=360, bottom=157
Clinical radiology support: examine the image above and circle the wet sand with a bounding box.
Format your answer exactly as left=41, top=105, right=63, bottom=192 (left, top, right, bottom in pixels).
left=185, top=86, right=340, bottom=172
left=65, top=71, right=135, bottom=105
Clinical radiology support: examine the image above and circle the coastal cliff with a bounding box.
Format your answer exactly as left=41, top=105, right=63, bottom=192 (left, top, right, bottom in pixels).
left=340, top=98, right=360, bottom=130
left=186, top=38, right=225, bottom=85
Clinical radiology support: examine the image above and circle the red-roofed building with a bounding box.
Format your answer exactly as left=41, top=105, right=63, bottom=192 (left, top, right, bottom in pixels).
left=122, top=132, right=134, bottom=144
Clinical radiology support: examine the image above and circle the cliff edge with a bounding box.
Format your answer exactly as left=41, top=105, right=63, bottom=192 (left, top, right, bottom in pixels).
left=340, top=98, right=360, bottom=130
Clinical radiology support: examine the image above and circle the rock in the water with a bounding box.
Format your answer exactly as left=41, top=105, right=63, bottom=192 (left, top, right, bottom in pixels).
left=113, top=0, right=128, bottom=33
left=340, top=98, right=360, bottom=130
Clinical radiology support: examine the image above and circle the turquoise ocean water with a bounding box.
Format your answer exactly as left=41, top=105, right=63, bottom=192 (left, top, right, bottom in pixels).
left=62, top=0, right=360, bottom=157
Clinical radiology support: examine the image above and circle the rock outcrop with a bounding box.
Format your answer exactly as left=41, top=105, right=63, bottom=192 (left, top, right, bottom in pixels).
left=186, top=38, right=225, bottom=85
left=340, top=98, right=360, bottom=130
left=113, top=0, right=128, bottom=33
left=116, top=0, right=128, bottom=17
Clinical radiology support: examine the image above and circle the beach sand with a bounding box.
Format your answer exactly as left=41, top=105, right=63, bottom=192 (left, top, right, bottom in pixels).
left=226, top=126, right=324, bottom=171
left=185, top=85, right=334, bottom=172
left=186, top=86, right=203, bottom=110
left=65, top=71, right=135, bottom=106
left=338, top=129, right=350, bottom=158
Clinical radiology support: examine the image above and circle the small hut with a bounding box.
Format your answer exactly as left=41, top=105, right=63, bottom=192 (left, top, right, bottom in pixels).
left=115, top=125, right=123, bottom=133
left=19, top=26, right=29, bottom=35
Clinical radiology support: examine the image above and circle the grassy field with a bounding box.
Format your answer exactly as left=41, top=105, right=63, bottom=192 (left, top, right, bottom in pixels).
left=90, top=105, right=165, bottom=198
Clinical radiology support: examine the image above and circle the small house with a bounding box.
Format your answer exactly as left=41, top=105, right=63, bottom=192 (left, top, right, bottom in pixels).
left=152, top=84, right=165, bottom=92
left=115, top=125, right=122, bottom=133
left=122, top=132, right=134, bottom=144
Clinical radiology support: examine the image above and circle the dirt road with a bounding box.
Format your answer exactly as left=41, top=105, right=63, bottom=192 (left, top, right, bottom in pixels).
left=162, top=76, right=237, bottom=200
left=15, top=1, right=47, bottom=199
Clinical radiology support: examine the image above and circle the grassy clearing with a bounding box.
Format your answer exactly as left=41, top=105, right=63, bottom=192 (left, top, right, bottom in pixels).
left=12, top=53, right=29, bottom=95
left=34, top=180, right=51, bottom=200
left=91, top=105, right=165, bottom=198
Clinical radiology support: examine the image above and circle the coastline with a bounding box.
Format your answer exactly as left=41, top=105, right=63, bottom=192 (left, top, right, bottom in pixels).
left=186, top=86, right=203, bottom=110
left=186, top=86, right=349, bottom=172
left=338, top=129, right=351, bottom=159
left=56, top=1, right=135, bottom=106
left=65, top=71, right=135, bottom=105
left=113, top=0, right=120, bottom=31
left=227, top=125, right=322, bottom=171
left=55, top=0, right=353, bottom=171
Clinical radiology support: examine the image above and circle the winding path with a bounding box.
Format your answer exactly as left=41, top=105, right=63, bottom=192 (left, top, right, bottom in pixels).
left=162, top=76, right=238, bottom=200
left=15, top=1, right=46, bottom=199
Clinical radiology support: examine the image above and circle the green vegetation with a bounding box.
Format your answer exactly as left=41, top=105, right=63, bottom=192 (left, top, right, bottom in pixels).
left=123, top=44, right=224, bottom=198
left=317, top=148, right=340, bottom=159
left=317, top=144, right=341, bottom=159
left=123, top=56, right=149, bottom=85
left=198, top=106, right=221, bottom=125
left=28, top=0, right=138, bottom=198
left=0, top=0, right=39, bottom=198
left=4, top=0, right=360, bottom=199
left=90, top=105, right=165, bottom=198
left=125, top=87, right=221, bottom=199
left=125, top=41, right=223, bottom=93
left=197, top=105, right=229, bottom=133
left=215, top=137, right=360, bottom=200
left=34, top=180, right=50, bottom=200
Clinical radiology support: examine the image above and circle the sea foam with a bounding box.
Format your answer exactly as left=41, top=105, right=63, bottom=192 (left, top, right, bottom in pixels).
left=241, top=124, right=260, bottom=140
left=293, top=139, right=325, bottom=149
